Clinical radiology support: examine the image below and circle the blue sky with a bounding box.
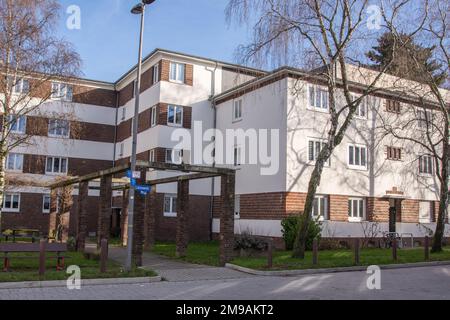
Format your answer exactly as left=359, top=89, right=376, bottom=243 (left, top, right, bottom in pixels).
left=57, top=0, right=250, bottom=82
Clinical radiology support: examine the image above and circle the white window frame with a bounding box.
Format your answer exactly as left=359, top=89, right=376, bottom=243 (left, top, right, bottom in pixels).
left=119, top=143, right=124, bottom=157
left=348, top=197, right=366, bottom=222
left=149, top=149, right=155, bottom=162
left=167, top=105, right=183, bottom=127
left=45, top=156, right=68, bottom=175
left=131, top=80, right=137, bottom=99
left=152, top=63, right=159, bottom=84
left=419, top=154, right=433, bottom=175
left=150, top=106, right=157, bottom=127
left=121, top=107, right=126, bottom=121
left=165, top=149, right=183, bottom=164
left=169, top=62, right=185, bottom=84
left=418, top=109, right=433, bottom=130
left=48, top=119, right=70, bottom=138
left=234, top=195, right=240, bottom=220
left=233, top=99, right=242, bottom=122
left=6, top=153, right=24, bottom=172
left=7, top=115, right=26, bottom=134
left=51, top=82, right=73, bottom=101
left=163, top=194, right=177, bottom=217
left=348, top=143, right=368, bottom=170
left=351, top=94, right=368, bottom=119
left=2, top=193, right=20, bottom=213
left=312, top=195, right=327, bottom=221
left=419, top=201, right=432, bottom=223
left=233, top=146, right=241, bottom=167
left=308, top=85, right=329, bottom=111
left=308, top=138, right=330, bottom=166
left=42, top=194, right=51, bottom=214
left=12, top=78, right=29, bottom=94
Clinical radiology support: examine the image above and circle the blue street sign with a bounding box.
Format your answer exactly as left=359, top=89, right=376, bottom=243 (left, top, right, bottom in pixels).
left=126, top=170, right=132, bottom=178
left=130, top=178, right=137, bottom=187
left=136, top=185, right=151, bottom=193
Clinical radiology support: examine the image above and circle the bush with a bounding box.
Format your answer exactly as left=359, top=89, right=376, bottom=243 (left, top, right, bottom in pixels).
left=66, top=236, right=76, bottom=252
left=281, top=215, right=322, bottom=251
left=234, top=231, right=268, bottom=252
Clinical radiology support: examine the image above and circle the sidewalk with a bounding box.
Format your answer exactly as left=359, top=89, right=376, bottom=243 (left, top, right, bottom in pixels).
left=108, top=247, right=253, bottom=282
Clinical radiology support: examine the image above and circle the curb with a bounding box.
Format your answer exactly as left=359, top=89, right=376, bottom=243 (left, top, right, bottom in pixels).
left=0, top=275, right=162, bottom=290
left=225, top=260, right=450, bottom=276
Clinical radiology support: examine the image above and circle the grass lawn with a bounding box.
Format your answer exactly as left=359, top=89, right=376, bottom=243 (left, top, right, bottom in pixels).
left=152, top=241, right=221, bottom=266
left=0, top=252, right=156, bottom=283
left=151, top=241, right=450, bottom=270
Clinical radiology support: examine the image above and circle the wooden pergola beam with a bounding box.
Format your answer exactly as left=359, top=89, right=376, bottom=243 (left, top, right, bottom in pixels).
left=135, top=160, right=234, bottom=175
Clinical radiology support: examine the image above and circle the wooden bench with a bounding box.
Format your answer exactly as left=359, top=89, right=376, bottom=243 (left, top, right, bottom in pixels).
left=0, top=243, right=67, bottom=272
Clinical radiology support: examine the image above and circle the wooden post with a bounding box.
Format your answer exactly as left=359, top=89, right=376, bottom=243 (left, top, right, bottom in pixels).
left=176, top=179, right=189, bottom=258
left=424, top=236, right=430, bottom=261
left=312, top=238, right=318, bottom=265
left=219, top=173, right=235, bottom=267
left=39, top=239, right=46, bottom=276
left=267, top=239, right=273, bottom=269
left=354, top=238, right=360, bottom=265
left=392, top=238, right=398, bottom=261
left=100, top=238, right=108, bottom=273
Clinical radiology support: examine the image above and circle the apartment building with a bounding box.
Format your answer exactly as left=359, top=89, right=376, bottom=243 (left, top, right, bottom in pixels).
left=2, top=48, right=450, bottom=244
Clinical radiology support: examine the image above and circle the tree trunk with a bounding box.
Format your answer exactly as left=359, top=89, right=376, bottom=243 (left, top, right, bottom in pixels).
left=292, top=152, right=328, bottom=258
left=0, top=146, right=6, bottom=233
left=432, top=131, right=449, bottom=253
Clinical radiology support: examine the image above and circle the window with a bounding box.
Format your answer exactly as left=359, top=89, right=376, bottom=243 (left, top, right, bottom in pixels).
left=165, top=149, right=182, bottom=164
left=348, top=144, right=367, bottom=169
left=7, top=115, right=26, bottom=134
left=308, top=85, right=328, bottom=110
left=42, top=195, right=51, bottom=213
left=308, top=139, right=330, bottom=166
left=234, top=146, right=241, bottom=167
left=121, top=107, right=126, bottom=121
left=6, top=153, right=23, bottom=171
left=13, top=78, right=29, bottom=94
left=46, top=157, right=68, bottom=174
left=418, top=109, right=433, bottom=129
left=119, top=143, right=124, bottom=157
left=48, top=119, right=70, bottom=138
left=348, top=198, right=365, bottom=222
left=51, top=82, right=73, bottom=101
left=233, top=99, right=242, bottom=121
left=386, top=99, right=401, bottom=113
left=419, top=155, right=433, bottom=175
left=2, top=193, right=20, bottom=212
left=163, top=194, right=177, bottom=217
left=167, top=105, right=183, bottom=126
left=351, top=94, right=368, bottom=118
left=150, top=106, right=157, bottom=127
left=234, top=195, right=240, bottom=219
left=169, top=62, right=185, bottom=83
left=386, top=147, right=402, bottom=161
left=312, top=195, right=327, bottom=221
left=149, top=149, right=155, bottom=162
left=152, top=63, right=159, bottom=85
left=419, top=201, right=432, bottom=223
left=131, top=80, right=137, bottom=99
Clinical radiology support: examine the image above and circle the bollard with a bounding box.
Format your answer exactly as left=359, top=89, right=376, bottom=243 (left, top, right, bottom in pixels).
left=424, top=236, right=429, bottom=261
left=267, top=239, right=273, bottom=269
left=392, top=238, right=397, bottom=261
left=354, top=238, right=360, bottom=265
left=100, top=238, right=108, bottom=273
left=312, top=238, right=318, bottom=265
left=39, top=239, right=46, bottom=276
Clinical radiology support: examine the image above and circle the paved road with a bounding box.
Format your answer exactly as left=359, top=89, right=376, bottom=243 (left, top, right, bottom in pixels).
left=1, top=265, right=450, bottom=300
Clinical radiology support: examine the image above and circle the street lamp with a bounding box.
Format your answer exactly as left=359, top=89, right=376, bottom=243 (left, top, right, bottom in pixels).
left=125, top=0, right=156, bottom=272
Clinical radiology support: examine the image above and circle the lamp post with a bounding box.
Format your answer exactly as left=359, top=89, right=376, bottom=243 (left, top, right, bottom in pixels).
left=125, top=0, right=156, bottom=272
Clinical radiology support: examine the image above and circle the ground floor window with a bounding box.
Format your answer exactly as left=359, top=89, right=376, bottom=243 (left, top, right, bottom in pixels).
left=164, top=194, right=177, bottom=217
left=42, top=194, right=51, bottom=213
left=348, top=197, right=365, bottom=222
left=312, top=195, right=327, bottom=221
left=2, top=193, right=20, bottom=212
left=419, top=201, right=432, bottom=223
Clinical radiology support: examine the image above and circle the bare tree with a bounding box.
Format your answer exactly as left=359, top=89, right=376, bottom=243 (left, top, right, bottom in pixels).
left=378, top=0, right=449, bottom=252
left=0, top=0, right=81, bottom=230
left=227, top=0, right=425, bottom=258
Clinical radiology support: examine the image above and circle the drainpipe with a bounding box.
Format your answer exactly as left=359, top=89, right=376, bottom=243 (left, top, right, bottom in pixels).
left=208, top=62, right=218, bottom=241
left=112, top=87, right=120, bottom=168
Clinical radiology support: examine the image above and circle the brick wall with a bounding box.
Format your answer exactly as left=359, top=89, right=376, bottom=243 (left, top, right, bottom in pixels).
left=367, top=197, right=390, bottom=222
left=401, top=199, right=419, bottom=223
left=329, top=195, right=348, bottom=221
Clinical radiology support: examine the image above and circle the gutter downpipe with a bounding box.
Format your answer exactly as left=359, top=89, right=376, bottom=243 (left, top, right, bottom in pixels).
left=208, top=62, right=218, bottom=241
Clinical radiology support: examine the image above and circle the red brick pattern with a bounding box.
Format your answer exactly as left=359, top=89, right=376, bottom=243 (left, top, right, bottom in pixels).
left=176, top=180, right=189, bottom=257
left=219, top=174, right=235, bottom=266
left=329, top=195, right=349, bottom=221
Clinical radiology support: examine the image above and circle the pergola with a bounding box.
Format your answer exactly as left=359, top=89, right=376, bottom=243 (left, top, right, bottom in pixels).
left=47, top=160, right=236, bottom=266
